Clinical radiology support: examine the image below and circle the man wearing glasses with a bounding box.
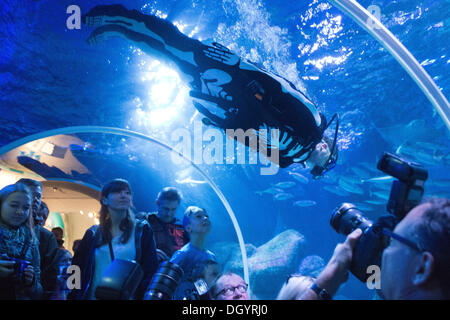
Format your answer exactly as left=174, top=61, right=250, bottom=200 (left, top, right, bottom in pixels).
left=301, top=197, right=450, bottom=300
left=379, top=198, right=450, bottom=300
left=211, top=273, right=250, bottom=300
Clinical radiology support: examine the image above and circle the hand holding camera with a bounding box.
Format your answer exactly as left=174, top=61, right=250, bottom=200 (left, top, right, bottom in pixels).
left=0, top=259, right=15, bottom=278
left=308, top=229, right=363, bottom=299
left=328, top=228, right=363, bottom=282
left=22, top=264, right=35, bottom=286
left=0, top=254, right=33, bottom=285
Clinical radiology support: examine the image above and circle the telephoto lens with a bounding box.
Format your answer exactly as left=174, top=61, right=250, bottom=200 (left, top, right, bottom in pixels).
left=330, top=203, right=387, bottom=282
left=144, top=261, right=184, bottom=300
left=330, top=203, right=373, bottom=235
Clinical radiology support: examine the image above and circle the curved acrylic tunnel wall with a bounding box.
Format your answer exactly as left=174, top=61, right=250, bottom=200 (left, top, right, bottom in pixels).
left=0, top=126, right=251, bottom=292
left=0, top=0, right=450, bottom=300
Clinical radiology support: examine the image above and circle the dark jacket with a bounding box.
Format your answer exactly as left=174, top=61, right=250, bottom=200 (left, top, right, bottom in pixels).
left=37, top=226, right=59, bottom=298
left=147, top=213, right=189, bottom=258
left=67, top=219, right=158, bottom=300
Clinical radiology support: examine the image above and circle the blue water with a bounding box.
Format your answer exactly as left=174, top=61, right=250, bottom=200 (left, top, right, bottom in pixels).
left=1, top=0, right=449, bottom=300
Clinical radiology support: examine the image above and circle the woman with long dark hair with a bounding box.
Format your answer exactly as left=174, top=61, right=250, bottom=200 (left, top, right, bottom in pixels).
left=68, top=179, right=159, bottom=300
left=0, top=183, right=42, bottom=299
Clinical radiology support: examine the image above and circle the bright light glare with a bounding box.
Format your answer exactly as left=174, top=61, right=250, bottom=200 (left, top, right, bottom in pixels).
left=149, top=106, right=177, bottom=126
left=150, top=79, right=177, bottom=106
left=137, top=59, right=189, bottom=127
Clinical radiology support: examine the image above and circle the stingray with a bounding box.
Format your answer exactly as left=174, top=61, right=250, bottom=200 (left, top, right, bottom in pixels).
left=375, top=119, right=432, bottom=146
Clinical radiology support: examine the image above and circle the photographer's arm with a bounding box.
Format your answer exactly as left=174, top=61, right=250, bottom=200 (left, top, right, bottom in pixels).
left=300, top=229, right=363, bottom=300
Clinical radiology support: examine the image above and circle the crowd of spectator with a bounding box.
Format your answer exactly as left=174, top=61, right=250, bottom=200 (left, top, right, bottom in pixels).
left=0, top=178, right=448, bottom=300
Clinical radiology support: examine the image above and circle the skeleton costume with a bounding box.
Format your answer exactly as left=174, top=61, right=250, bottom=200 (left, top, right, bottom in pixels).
left=83, top=4, right=332, bottom=168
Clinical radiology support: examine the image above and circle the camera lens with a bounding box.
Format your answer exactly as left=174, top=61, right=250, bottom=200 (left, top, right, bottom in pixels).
left=145, top=261, right=183, bottom=300
left=330, top=203, right=373, bottom=235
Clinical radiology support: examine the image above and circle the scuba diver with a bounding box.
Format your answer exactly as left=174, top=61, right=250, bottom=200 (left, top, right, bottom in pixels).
left=82, top=4, right=339, bottom=178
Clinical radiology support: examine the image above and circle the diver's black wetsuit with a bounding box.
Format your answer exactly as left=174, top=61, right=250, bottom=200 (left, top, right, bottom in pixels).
left=83, top=4, right=328, bottom=168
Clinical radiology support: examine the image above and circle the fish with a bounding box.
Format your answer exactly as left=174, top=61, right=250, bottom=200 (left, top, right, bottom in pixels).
left=431, top=179, right=450, bottom=188
left=369, top=183, right=392, bottom=192
left=371, top=191, right=390, bottom=200
left=362, top=176, right=395, bottom=183
left=293, top=200, right=317, bottom=207
left=255, top=187, right=284, bottom=196
left=321, top=173, right=339, bottom=184
left=358, top=162, right=379, bottom=172
left=322, top=185, right=351, bottom=197
left=395, top=142, right=447, bottom=166
left=376, top=119, right=432, bottom=146
left=415, top=141, right=450, bottom=153
left=288, top=163, right=309, bottom=173
left=364, top=199, right=386, bottom=205
left=350, top=167, right=371, bottom=179
left=352, top=202, right=376, bottom=211
left=338, top=179, right=364, bottom=195
left=339, top=175, right=363, bottom=184
left=274, top=181, right=296, bottom=189
left=273, top=193, right=294, bottom=201
left=175, top=177, right=207, bottom=185
left=288, top=172, right=309, bottom=184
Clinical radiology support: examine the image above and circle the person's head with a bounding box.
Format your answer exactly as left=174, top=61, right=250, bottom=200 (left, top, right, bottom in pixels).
left=156, top=187, right=181, bottom=223
left=72, top=239, right=82, bottom=253
left=99, top=179, right=135, bottom=244
left=52, top=226, right=65, bottom=248
left=60, top=250, right=72, bottom=266
left=210, top=273, right=249, bottom=300
left=16, top=178, right=42, bottom=216
left=52, top=227, right=64, bottom=241
left=101, top=178, right=133, bottom=213
left=182, top=206, right=211, bottom=236
left=0, top=183, right=33, bottom=229
left=34, top=201, right=49, bottom=227
left=276, top=274, right=315, bottom=300
left=191, top=260, right=220, bottom=287
left=306, top=135, right=338, bottom=178
left=380, top=197, right=450, bottom=300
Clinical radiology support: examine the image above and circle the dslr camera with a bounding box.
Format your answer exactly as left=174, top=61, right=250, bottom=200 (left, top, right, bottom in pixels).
left=144, top=261, right=184, bottom=300
left=330, top=152, right=428, bottom=282
left=182, top=278, right=211, bottom=300
left=0, top=254, right=31, bottom=283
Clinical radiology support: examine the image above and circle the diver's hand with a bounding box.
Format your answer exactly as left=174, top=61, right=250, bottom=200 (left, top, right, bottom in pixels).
left=0, top=260, right=15, bottom=278
left=203, top=42, right=240, bottom=66
left=266, top=125, right=292, bottom=151
left=82, top=4, right=148, bottom=46
left=83, top=4, right=133, bottom=27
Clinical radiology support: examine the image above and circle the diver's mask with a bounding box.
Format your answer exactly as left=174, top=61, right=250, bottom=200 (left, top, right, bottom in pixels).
left=310, top=113, right=339, bottom=179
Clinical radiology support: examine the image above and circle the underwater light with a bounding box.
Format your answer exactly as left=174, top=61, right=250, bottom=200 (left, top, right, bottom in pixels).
left=149, top=107, right=177, bottom=126
left=140, top=60, right=189, bottom=127
left=150, top=78, right=177, bottom=106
